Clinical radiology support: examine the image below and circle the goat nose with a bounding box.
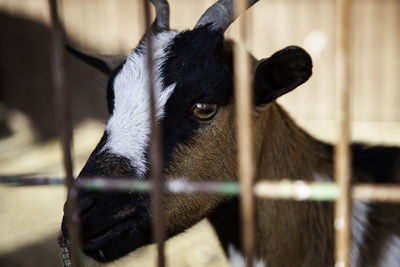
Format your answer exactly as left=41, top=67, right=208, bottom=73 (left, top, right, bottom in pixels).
left=62, top=192, right=97, bottom=217
left=78, top=193, right=97, bottom=216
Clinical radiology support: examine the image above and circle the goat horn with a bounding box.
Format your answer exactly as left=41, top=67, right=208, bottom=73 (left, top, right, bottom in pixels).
left=194, top=0, right=259, bottom=31
left=149, top=0, right=170, bottom=30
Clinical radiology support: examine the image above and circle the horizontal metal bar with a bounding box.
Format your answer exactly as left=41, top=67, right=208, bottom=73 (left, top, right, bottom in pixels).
left=74, top=178, right=241, bottom=196
left=0, top=176, right=64, bottom=185
left=353, top=184, right=400, bottom=203
left=2, top=176, right=400, bottom=203
left=254, top=180, right=339, bottom=201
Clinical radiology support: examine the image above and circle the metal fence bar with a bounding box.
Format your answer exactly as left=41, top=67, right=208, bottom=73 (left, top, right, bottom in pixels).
left=48, top=0, right=82, bottom=266
left=76, top=178, right=241, bottom=196
left=352, top=184, right=400, bottom=203
left=0, top=176, right=65, bottom=185
left=142, top=1, right=166, bottom=266
left=254, top=180, right=339, bottom=201
left=334, top=0, right=352, bottom=266
left=233, top=0, right=255, bottom=266
left=4, top=176, right=400, bottom=203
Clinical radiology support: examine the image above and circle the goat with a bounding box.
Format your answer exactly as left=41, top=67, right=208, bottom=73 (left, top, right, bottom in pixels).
left=60, top=0, right=400, bottom=266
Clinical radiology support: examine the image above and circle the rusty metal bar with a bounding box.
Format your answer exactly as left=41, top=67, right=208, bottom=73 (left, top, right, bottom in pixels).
left=48, top=0, right=83, bottom=266
left=232, top=0, right=255, bottom=266
left=142, top=1, right=166, bottom=266
left=334, top=0, right=352, bottom=266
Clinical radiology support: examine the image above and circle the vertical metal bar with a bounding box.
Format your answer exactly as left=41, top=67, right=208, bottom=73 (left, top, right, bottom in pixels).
left=48, top=0, right=82, bottom=266
left=142, top=1, right=166, bottom=266
left=233, top=1, right=255, bottom=266
left=334, top=0, right=352, bottom=267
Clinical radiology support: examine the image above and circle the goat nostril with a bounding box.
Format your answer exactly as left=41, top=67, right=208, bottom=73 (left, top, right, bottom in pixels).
left=79, top=195, right=97, bottom=216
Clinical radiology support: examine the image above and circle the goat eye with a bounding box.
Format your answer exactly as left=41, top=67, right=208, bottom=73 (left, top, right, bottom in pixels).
left=192, top=103, right=218, bottom=120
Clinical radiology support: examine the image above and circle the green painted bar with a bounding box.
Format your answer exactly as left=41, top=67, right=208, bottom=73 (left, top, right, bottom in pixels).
left=218, top=182, right=241, bottom=195
left=309, top=183, right=340, bottom=201
left=279, top=180, right=292, bottom=198
left=77, top=180, right=152, bottom=192
left=130, top=183, right=153, bottom=192
left=0, top=176, right=65, bottom=186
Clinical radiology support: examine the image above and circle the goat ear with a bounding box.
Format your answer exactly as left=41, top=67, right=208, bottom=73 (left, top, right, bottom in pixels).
left=253, top=46, right=312, bottom=107
left=66, top=45, right=126, bottom=75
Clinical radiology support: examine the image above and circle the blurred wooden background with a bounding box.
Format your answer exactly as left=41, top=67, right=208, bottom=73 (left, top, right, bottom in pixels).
left=1, top=0, right=399, bottom=124
left=0, top=0, right=399, bottom=266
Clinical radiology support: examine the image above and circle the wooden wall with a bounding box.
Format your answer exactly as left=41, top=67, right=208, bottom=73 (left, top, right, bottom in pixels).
left=2, top=0, right=398, bottom=124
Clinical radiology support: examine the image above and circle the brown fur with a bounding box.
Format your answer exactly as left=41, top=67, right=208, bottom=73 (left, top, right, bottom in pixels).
left=160, top=96, right=400, bottom=267
left=162, top=101, right=337, bottom=266
left=253, top=104, right=335, bottom=266
left=163, top=101, right=237, bottom=234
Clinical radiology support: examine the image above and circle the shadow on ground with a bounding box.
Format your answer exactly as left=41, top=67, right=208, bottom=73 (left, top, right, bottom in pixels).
left=0, top=234, right=61, bottom=267
left=0, top=11, right=109, bottom=140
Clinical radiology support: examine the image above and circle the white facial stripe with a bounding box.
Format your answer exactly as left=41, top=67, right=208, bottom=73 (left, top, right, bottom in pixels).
left=102, top=31, right=178, bottom=177
left=351, top=201, right=370, bottom=267
left=379, top=234, right=400, bottom=267
left=312, top=172, right=371, bottom=267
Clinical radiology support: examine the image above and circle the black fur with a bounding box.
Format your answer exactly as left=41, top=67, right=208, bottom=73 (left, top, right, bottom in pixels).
left=208, top=198, right=241, bottom=253
left=253, top=46, right=312, bottom=106
left=161, top=26, right=233, bottom=165
left=352, top=144, right=400, bottom=183
left=65, top=45, right=114, bottom=75
left=105, top=65, right=123, bottom=115
left=62, top=133, right=152, bottom=262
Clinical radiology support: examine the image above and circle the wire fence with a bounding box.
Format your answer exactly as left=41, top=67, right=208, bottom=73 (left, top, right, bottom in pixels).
left=1, top=0, right=400, bottom=267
